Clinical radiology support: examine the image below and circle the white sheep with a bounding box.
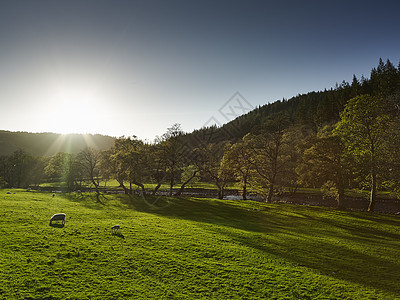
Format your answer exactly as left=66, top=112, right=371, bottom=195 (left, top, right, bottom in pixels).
left=111, top=225, right=121, bottom=234
left=50, top=213, right=66, bottom=226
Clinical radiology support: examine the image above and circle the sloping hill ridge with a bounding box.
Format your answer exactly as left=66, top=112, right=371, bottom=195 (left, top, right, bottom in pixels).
left=0, top=130, right=115, bottom=156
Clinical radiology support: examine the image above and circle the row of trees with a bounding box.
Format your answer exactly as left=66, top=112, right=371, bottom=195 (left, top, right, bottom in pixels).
left=0, top=149, right=45, bottom=188
left=218, top=93, right=399, bottom=212
left=1, top=93, right=398, bottom=212
left=301, top=94, right=400, bottom=211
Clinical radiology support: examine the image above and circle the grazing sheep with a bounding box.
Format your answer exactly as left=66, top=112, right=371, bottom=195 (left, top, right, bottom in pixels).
left=50, top=213, right=66, bottom=226
left=111, top=225, right=121, bottom=234
left=52, top=193, right=55, bottom=197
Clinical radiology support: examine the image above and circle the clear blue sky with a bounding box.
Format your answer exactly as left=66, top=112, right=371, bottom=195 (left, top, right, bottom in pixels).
left=0, top=0, right=399, bottom=140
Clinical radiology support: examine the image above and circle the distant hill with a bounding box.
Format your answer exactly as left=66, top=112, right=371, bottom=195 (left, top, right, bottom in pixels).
left=0, top=131, right=115, bottom=157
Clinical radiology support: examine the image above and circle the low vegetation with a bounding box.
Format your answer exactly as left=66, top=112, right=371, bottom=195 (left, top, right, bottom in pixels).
left=1, top=190, right=399, bottom=299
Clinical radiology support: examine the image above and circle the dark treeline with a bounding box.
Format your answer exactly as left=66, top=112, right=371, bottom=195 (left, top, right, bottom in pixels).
left=1, top=59, right=400, bottom=212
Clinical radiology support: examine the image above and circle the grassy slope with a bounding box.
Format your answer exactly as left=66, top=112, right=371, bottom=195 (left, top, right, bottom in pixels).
left=0, top=190, right=399, bottom=299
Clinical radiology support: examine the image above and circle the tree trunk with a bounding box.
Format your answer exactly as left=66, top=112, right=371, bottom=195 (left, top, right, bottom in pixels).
left=91, top=178, right=100, bottom=195
left=217, top=188, right=224, bottom=199
left=217, top=183, right=225, bottom=199
left=336, top=171, right=345, bottom=210
left=152, top=174, right=166, bottom=195
left=174, top=170, right=197, bottom=196
left=169, top=173, right=174, bottom=197
left=368, top=172, right=377, bottom=212
left=95, top=192, right=101, bottom=204
left=337, top=183, right=345, bottom=210
left=152, top=182, right=162, bottom=195
left=133, top=181, right=146, bottom=196
left=118, top=180, right=129, bottom=194
left=102, top=180, right=108, bottom=193
left=91, top=179, right=103, bottom=204
left=242, top=178, right=247, bottom=200
left=266, top=183, right=274, bottom=203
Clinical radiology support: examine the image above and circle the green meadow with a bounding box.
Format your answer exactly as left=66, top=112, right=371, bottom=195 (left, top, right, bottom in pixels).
left=0, top=190, right=399, bottom=299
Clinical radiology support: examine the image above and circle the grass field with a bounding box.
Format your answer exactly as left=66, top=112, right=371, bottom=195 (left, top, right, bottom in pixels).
left=0, top=190, right=399, bottom=299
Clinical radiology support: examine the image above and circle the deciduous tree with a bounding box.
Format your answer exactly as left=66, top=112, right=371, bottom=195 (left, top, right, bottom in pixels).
left=335, top=95, right=392, bottom=211
left=221, top=136, right=253, bottom=200
left=108, top=136, right=149, bottom=195
left=77, top=147, right=102, bottom=202
left=194, top=142, right=233, bottom=199
left=298, top=126, right=353, bottom=209
left=158, top=124, right=186, bottom=196
left=249, top=114, right=290, bottom=202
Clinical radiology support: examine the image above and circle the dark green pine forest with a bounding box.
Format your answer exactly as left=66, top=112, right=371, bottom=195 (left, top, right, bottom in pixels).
left=1, top=58, right=400, bottom=212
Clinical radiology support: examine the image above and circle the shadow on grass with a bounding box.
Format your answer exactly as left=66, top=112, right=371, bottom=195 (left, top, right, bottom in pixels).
left=117, top=194, right=272, bottom=233
left=49, top=223, right=65, bottom=228
left=118, top=194, right=400, bottom=295
left=63, top=193, right=107, bottom=210
left=111, top=232, right=125, bottom=239
left=210, top=223, right=400, bottom=295
left=60, top=192, right=400, bottom=295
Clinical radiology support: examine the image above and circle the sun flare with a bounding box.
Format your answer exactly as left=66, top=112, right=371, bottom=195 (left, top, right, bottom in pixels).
left=45, top=86, right=106, bottom=134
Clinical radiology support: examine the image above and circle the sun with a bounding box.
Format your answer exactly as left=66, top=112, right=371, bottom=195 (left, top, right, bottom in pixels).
left=46, top=86, right=105, bottom=134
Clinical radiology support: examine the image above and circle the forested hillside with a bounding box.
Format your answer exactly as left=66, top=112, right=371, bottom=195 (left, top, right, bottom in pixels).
left=188, top=58, right=400, bottom=144
left=0, top=131, right=114, bottom=156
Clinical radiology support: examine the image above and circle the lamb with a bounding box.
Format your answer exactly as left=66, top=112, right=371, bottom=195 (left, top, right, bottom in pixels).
left=111, top=225, right=121, bottom=234
left=49, top=213, right=66, bottom=226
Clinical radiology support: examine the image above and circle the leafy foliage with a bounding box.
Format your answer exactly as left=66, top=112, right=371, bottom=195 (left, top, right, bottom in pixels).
left=298, top=125, right=355, bottom=209
left=221, top=137, right=254, bottom=199
left=335, top=95, right=393, bottom=211
left=247, top=114, right=292, bottom=202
